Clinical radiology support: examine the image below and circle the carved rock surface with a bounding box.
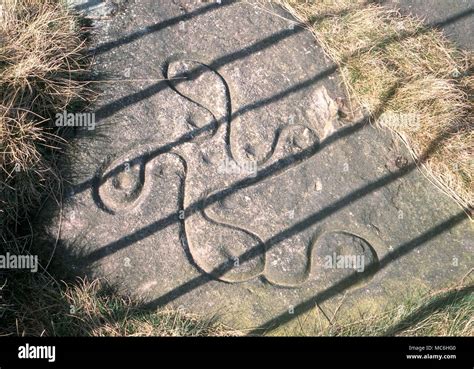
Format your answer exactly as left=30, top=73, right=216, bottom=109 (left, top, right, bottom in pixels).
left=41, top=0, right=473, bottom=332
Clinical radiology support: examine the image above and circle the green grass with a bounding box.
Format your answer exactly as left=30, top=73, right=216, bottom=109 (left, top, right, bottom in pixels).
left=281, top=284, right=473, bottom=336
left=2, top=272, right=471, bottom=337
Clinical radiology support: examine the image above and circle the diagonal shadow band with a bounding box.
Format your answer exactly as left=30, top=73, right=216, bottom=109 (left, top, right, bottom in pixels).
left=425, top=6, right=473, bottom=29
left=79, top=69, right=459, bottom=284
left=92, top=2, right=472, bottom=123
left=82, top=79, right=454, bottom=265
left=74, top=0, right=102, bottom=12
left=93, top=0, right=390, bottom=123
left=81, top=115, right=365, bottom=265
left=142, top=169, right=465, bottom=315
left=90, top=0, right=471, bottom=59
left=246, top=210, right=468, bottom=335
left=92, top=128, right=462, bottom=316
left=90, top=0, right=377, bottom=58
left=93, top=25, right=307, bottom=121
left=86, top=63, right=339, bottom=192
left=70, top=1, right=474, bottom=197
left=70, top=61, right=338, bottom=195
left=59, top=2, right=472, bottom=330
left=90, top=0, right=239, bottom=55
left=383, top=284, right=474, bottom=337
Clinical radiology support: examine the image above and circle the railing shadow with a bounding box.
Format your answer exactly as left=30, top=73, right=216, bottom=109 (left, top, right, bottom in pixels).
left=70, top=0, right=473, bottom=198
left=246, top=211, right=467, bottom=335
left=42, top=0, right=473, bottom=335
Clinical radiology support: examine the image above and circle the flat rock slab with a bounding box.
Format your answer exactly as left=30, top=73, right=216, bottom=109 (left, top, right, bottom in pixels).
left=41, top=0, right=473, bottom=333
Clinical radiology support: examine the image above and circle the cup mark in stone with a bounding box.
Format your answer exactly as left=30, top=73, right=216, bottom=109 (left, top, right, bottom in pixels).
left=91, top=55, right=374, bottom=288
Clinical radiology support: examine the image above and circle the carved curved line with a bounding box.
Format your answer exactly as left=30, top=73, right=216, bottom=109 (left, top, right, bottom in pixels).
left=92, top=155, right=116, bottom=215
left=202, top=186, right=314, bottom=288
left=92, top=149, right=149, bottom=214
left=309, top=227, right=382, bottom=289
left=164, top=152, right=215, bottom=278
left=92, top=152, right=145, bottom=215
left=162, top=55, right=321, bottom=169
left=261, top=227, right=382, bottom=289
left=193, top=188, right=266, bottom=283
left=163, top=55, right=229, bottom=146
left=162, top=57, right=265, bottom=282
left=92, top=54, right=328, bottom=286
left=260, top=226, right=319, bottom=289
left=164, top=55, right=322, bottom=174
left=256, top=124, right=320, bottom=166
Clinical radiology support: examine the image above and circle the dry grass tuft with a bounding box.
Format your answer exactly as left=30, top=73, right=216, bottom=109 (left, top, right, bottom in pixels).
left=0, top=0, right=91, bottom=234
left=282, top=278, right=474, bottom=337
left=0, top=0, right=93, bottom=338
left=4, top=273, right=471, bottom=337
left=281, top=1, right=473, bottom=210
left=60, top=278, right=236, bottom=337
left=0, top=0, right=230, bottom=340
left=1, top=276, right=237, bottom=337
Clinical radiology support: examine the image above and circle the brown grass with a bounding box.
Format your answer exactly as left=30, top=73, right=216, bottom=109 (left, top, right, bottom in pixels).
left=1, top=276, right=237, bottom=337
left=3, top=272, right=471, bottom=337
left=1, top=0, right=472, bottom=338
left=280, top=0, right=473, bottom=211
left=0, top=0, right=91, bottom=235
